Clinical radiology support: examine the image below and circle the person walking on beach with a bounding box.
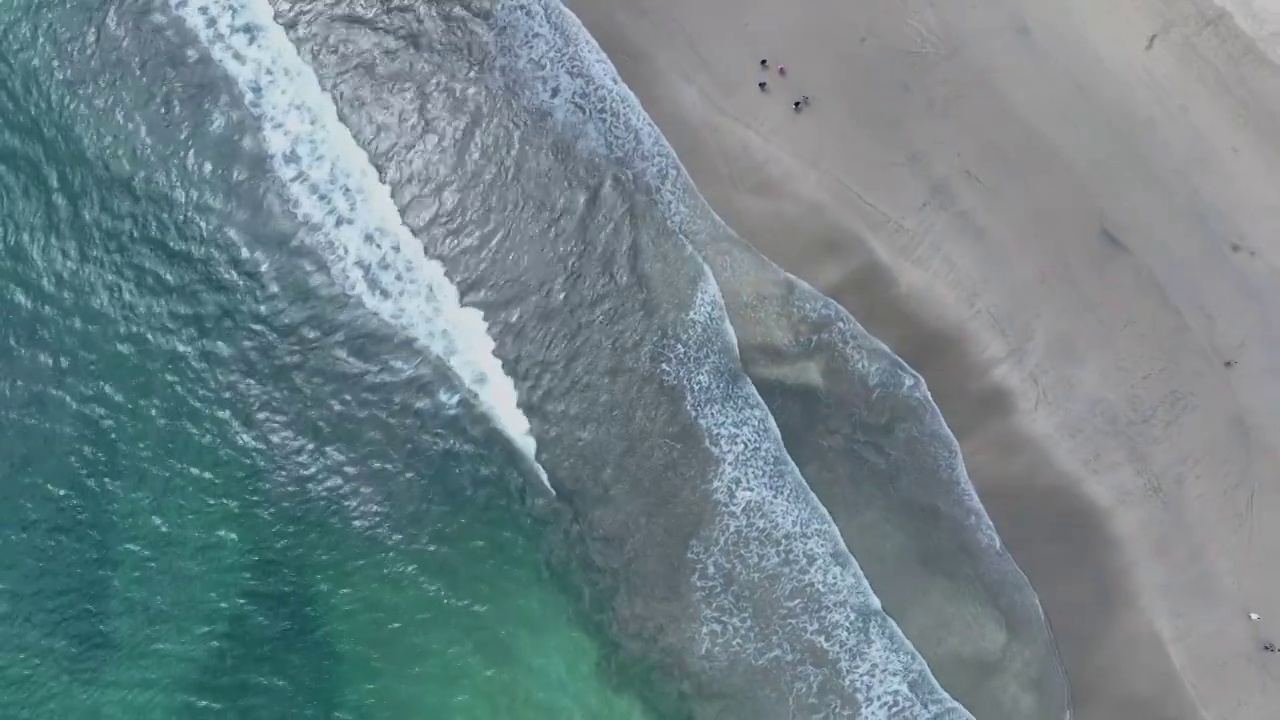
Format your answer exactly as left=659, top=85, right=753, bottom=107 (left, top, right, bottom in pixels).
left=758, top=80, right=768, bottom=91
left=793, top=100, right=803, bottom=112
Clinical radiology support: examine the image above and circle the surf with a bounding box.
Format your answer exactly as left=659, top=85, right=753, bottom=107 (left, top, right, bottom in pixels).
left=663, top=266, right=973, bottom=717
left=491, top=0, right=1069, bottom=716
left=490, top=0, right=978, bottom=715
left=166, top=0, right=550, bottom=493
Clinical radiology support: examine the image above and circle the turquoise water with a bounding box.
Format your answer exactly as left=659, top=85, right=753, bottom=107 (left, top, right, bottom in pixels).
left=0, top=3, right=651, bottom=717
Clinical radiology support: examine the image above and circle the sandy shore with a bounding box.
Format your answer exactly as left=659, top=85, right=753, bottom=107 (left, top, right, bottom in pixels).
left=566, top=0, right=1280, bottom=716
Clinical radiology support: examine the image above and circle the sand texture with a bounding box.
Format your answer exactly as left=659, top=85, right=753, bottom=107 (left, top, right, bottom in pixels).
left=566, top=0, right=1280, bottom=716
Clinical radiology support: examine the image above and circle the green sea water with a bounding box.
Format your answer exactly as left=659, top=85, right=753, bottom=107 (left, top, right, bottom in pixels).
left=0, top=2, right=652, bottom=717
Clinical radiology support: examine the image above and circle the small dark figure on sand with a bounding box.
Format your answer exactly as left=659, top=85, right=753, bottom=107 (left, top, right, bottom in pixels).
left=792, top=100, right=803, bottom=112
left=801, top=95, right=811, bottom=106
left=1265, top=642, right=1277, bottom=652
left=760, top=58, right=768, bottom=68
left=758, top=81, right=768, bottom=92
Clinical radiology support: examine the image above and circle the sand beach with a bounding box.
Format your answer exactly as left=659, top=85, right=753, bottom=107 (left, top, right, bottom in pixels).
left=566, top=0, right=1280, bottom=716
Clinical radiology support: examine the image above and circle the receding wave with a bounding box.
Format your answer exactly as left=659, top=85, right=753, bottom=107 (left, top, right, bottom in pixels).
left=491, top=0, right=1069, bottom=717
left=667, top=266, right=969, bottom=717
left=153, top=0, right=1073, bottom=715
left=167, top=0, right=550, bottom=492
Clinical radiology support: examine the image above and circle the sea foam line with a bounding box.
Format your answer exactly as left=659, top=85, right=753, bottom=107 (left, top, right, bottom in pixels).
left=661, top=265, right=971, bottom=718
left=493, top=0, right=987, bottom=714
left=1208, top=0, right=1280, bottom=67
left=533, top=0, right=1001, bottom=549
left=167, top=0, right=549, bottom=491
left=496, top=0, right=1012, bottom=558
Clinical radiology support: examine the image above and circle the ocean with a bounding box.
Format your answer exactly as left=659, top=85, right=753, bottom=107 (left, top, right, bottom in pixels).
left=0, top=0, right=1069, bottom=718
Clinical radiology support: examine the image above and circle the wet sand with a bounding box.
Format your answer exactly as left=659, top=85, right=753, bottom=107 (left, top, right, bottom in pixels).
left=566, top=0, right=1280, bottom=716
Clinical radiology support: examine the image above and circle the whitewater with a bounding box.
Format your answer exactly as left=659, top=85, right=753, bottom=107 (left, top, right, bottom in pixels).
left=166, top=0, right=551, bottom=493
left=489, top=0, right=1072, bottom=716
left=662, top=268, right=971, bottom=717
left=1211, top=0, right=1280, bottom=65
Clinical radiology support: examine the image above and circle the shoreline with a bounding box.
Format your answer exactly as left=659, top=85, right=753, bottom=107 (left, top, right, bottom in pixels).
left=566, top=0, right=1280, bottom=716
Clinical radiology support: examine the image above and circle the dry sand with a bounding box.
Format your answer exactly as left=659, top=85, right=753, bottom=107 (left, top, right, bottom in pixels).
left=565, top=0, right=1280, bottom=716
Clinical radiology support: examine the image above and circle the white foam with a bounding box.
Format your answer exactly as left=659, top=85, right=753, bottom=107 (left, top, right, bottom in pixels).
left=493, top=0, right=1001, bottom=713
left=660, top=265, right=970, bottom=718
left=492, top=0, right=692, bottom=224
left=1210, top=0, right=1280, bottom=66
left=168, top=0, right=549, bottom=492
left=495, top=0, right=1009, bottom=551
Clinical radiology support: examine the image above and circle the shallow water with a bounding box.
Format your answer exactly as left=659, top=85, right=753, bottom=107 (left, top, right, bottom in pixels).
left=1, top=0, right=1067, bottom=717
left=490, top=1, right=1070, bottom=715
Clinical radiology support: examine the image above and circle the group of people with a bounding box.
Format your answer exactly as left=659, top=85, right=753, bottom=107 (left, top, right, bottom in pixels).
left=756, top=59, right=810, bottom=112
